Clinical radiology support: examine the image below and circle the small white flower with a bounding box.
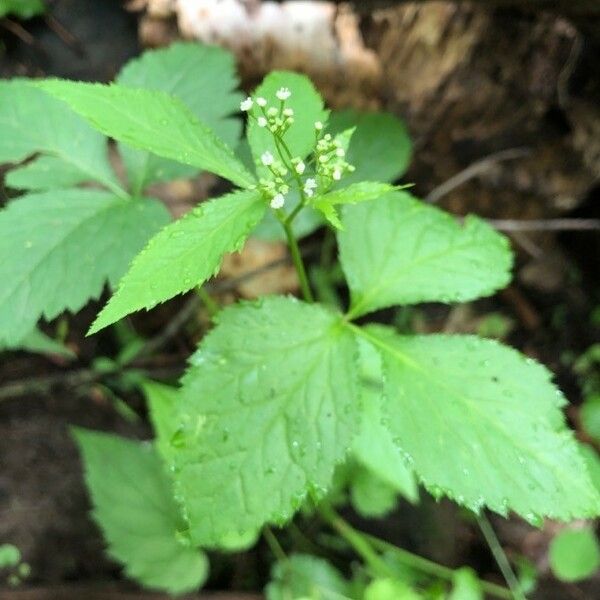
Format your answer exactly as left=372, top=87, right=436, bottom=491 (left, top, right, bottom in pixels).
left=270, top=193, right=285, bottom=209
left=257, top=116, right=268, bottom=128
left=267, top=107, right=278, bottom=117
left=336, top=148, right=345, bottom=157
left=256, top=97, right=267, bottom=107
left=261, top=151, right=274, bottom=166
left=332, top=168, right=342, bottom=181
left=240, top=97, right=253, bottom=111
left=295, top=161, right=305, bottom=175
left=276, top=87, right=291, bottom=101
left=314, top=121, right=324, bottom=131
left=304, top=178, right=317, bottom=197
left=283, top=108, right=294, bottom=117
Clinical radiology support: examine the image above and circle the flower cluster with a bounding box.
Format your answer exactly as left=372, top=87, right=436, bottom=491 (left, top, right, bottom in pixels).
left=240, top=87, right=295, bottom=137
left=313, top=126, right=355, bottom=185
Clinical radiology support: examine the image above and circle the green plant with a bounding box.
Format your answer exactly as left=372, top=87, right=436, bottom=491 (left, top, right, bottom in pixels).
left=0, top=0, right=45, bottom=19
left=1, top=43, right=599, bottom=597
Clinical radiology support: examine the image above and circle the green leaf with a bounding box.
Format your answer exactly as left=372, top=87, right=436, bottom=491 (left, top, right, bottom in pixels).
left=73, top=428, right=208, bottom=595
left=247, top=71, right=328, bottom=176
left=549, top=528, right=600, bottom=582
left=0, top=189, right=170, bottom=344
left=364, top=578, right=421, bottom=600
left=173, top=297, right=360, bottom=545
left=449, top=568, right=483, bottom=600
left=580, top=443, right=600, bottom=492
left=350, top=466, right=398, bottom=518
left=266, top=554, right=351, bottom=600
left=340, top=192, right=513, bottom=319
left=357, top=326, right=600, bottom=522
left=6, top=156, right=92, bottom=191
left=353, top=339, right=418, bottom=503
left=0, top=0, right=45, bottom=19
left=142, top=380, right=181, bottom=464
left=0, top=544, right=21, bottom=568
left=36, top=80, right=254, bottom=189
left=116, top=43, right=243, bottom=191
left=89, top=190, right=265, bottom=334
left=1, top=327, right=75, bottom=358
left=327, top=110, right=412, bottom=184
left=314, top=182, right=395, bottom=229
left=0, top=81, right=121, bottom=194
left=581, top=395, right=600, bottom=442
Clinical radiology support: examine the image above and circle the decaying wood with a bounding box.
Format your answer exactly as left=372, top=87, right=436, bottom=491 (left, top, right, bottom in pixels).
left=133, top=0, right=600, bottom=222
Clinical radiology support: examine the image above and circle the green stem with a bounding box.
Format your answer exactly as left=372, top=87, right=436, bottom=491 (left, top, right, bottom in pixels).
left=263, top=526, right=288, bottom=563
left=281, top=217, right=314, bottom=303
left=195, top=286, right=220, bottom=319
left=478, top=515, right=526, bottom=600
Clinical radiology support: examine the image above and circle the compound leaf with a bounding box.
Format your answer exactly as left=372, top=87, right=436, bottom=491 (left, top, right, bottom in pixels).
left=0, top=81, right=120, bottom=193
left=247, top=71, right=328, bottom=176
left=359, top=326, right=600, bottom=522
left=116, top=43, right=243, bottom=191
left=36, top=80, right=254, bottom=189
left=173, top=297, right=360, bottom=546
left=73, top=428, right=208, bottom=595
left=0, top=189, right=169, bottom=344
left=89, top=190, right=266, bottom=334
left=340, top=192, right=513, bottom=318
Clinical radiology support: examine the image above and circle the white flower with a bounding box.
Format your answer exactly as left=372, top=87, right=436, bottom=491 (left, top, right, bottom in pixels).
left=332, top=168, right=342, bottom=181
left=295, top=161, right=305, bottom=175
left=270, top=193, right=285, bottom=209
left=276, top=87, right=291, bottom=101
left=283, top=108, right=294, bottom=117
left=257, top=116, right=268, bottom=128
left=261, top=151, right=274, bottom=166
left=336, top=148, right=345, bottom=157
left=240, top=97, right=253, bottom=111
left=314, top=121, right=324, bottom=131
left=304, top=178, right=317, bottom=197
left=256, top=97, right=267, bottom=107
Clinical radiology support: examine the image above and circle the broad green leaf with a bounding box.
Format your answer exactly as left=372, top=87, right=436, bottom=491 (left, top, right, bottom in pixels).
left=89, top=190, right=265, bottom=334
left=327, top=110, right=412, bottom=184
left=549, top=528, right=600, bottom=582
left=0, top=189, right=170, bottom=344
left=142, top=380, right=180, bottom=464
left=6, top=156, right=91, bottom=191
left=0, top=81, right=121, bottom=194
left=449, top=568, right=483, bottom=600
left=358, top=326, right=600, bottom=522
left=353, top=339, right=417, bottom=503
left=364, top=578, right=421, bottom=600
left=313, top=182, right=395, bottom=229
left=173, top=297, right=360, bottom=545
left=247, top=71, right=328, bottom=176
left=116, top=43, right=243, bottom=192
left=73, top=428, right=208, bottom=595
left=0, top=0, right=44, bottom=19
left=350, top=466, right=398, bottom=518
left=36, top=80, right=254, bottom=189
left=1, top=327, right=75, bottom=358
left=340, top=192, right=513, bottom=319
left=266, top=554, right=351, bottom=600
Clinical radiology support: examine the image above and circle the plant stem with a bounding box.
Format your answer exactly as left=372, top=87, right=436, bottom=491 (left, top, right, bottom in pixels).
left=281, top=217, right=314, bottom=303
left=478, top=514, right=526, bottom=600
left=263, top=526, right=288, bottom=563
left=195, top=286, right=220, bottom=318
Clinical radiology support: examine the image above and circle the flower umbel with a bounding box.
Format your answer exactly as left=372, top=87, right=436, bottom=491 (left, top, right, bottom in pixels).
left=276, top=87, right=292, bottom=101
left=240, top=97, right=253, bottom=111
left=270, top=193, right=285, bottom=209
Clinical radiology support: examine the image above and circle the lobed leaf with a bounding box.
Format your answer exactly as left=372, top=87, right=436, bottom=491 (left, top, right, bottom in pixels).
left=339, top=191, right=513, bottom=318
left=36, top=80, right=255, bottom=189
left=358, top=325, right=600, bottom=522
left=172, top=297, right=360, bottom=546
left=0, top=189, right=169, bottom=344
left=89, top=190, right=266, bottom=334
left=73, top=428, right=208, bottom=595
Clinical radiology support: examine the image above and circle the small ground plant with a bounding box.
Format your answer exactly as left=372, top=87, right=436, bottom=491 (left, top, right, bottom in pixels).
left=0, top=43, right=598, bottom=598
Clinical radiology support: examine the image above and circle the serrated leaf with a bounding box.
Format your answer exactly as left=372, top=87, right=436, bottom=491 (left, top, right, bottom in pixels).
left=266, top=554, right=351, bottom=600
left=0, top=81, right=121, bottom=193
left=6, top=155, right=91, bottom=191
left=340, top=192, right=513, bottom=319
left=142, top=380, right=180, bottom=464
left=0, top=189, right=170, bottom=344
left=247, top=71, right=328, bottom=176
left=73, top=428, right=208, bottom=595
left=313, top=182, right=395, bottom=229
left=327, top=110, right=412, bottom=184
left=357, top=326, right=600, bottom=522
left=116, top=43, right=243, bottom=192
left=89, top=190, right=265, bottom=334
left=36, top=80, right=254, bottom=189
left=353, top=339, right=417, bottom=503
left=0, top=0, right=45, bottom=19
left=173, top=297, right=360, bottom=545
left=549, top=528, right=600, bottom=582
